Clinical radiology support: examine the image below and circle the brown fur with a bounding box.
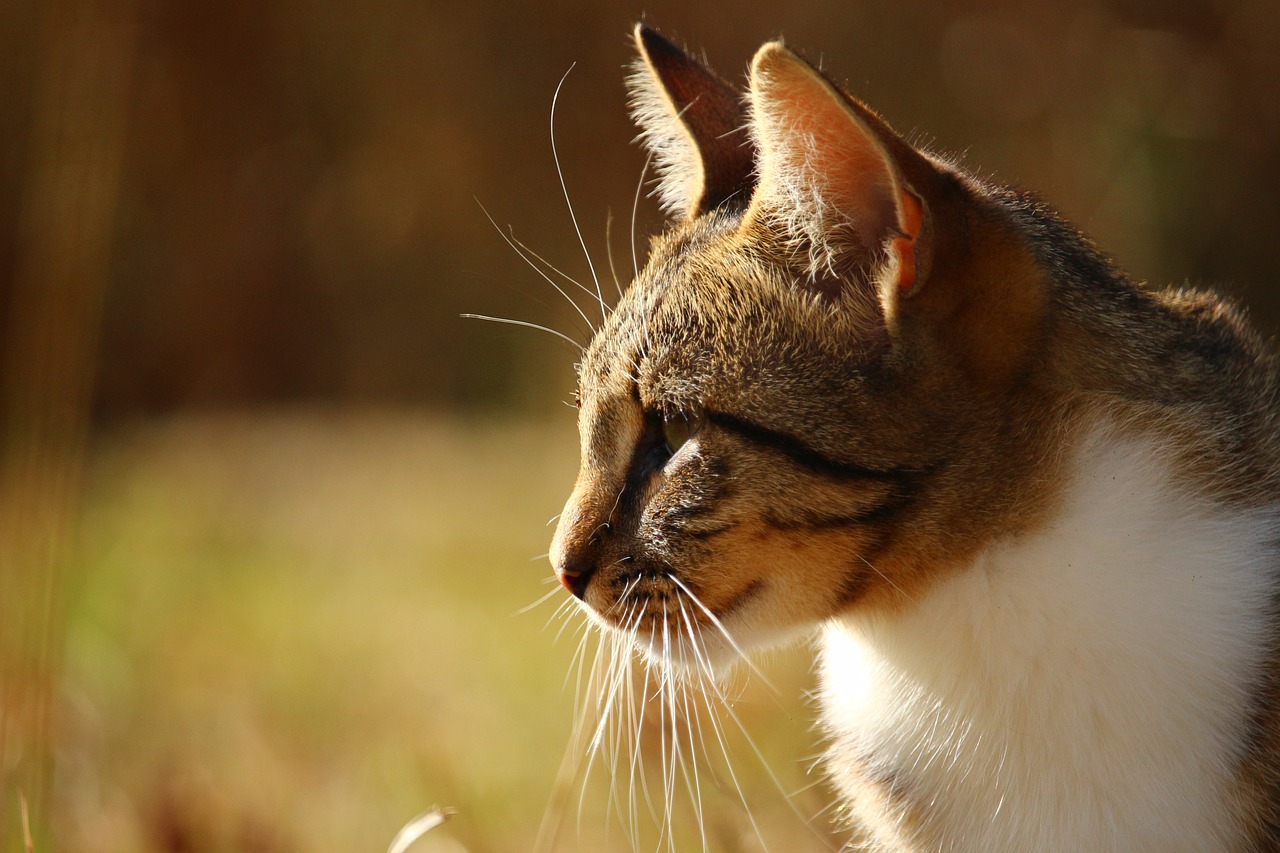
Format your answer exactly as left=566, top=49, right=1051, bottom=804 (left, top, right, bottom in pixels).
left=549, top=25, right=1280, bottom=850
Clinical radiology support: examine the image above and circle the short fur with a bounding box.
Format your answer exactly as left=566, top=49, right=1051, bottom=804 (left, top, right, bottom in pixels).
left=550, top=25, right=1280, bottom=851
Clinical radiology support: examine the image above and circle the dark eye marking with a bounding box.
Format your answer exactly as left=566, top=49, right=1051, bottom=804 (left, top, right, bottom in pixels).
left=762, top=487, right=919, bottom=532
left=685, top=521, right=739, bottom=540
left=704, top=409, right=931, bottom=485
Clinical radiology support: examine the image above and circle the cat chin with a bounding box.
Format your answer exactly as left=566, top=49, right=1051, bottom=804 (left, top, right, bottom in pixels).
left=628, top=629, right=737, bottom=678
left=578, top=574, right=814, bottom=676
left=625, top=609, right=811, bottom=680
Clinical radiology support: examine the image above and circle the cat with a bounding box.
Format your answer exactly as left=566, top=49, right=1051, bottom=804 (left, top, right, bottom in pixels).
left=548, top=23, right=1280, bottom=852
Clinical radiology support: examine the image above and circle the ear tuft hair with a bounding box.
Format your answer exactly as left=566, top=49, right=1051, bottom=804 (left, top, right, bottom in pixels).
left=626, top=47, right=701, bottom=217
left=748, top=43, right=900, bottom=273
left=627, top=25, right=754, bottom=219
left=745, top=41, right=934, bottom=311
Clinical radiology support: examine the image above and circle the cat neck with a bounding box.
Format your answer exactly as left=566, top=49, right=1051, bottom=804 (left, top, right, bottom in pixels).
left=819, top=422, right=1279, bottom=851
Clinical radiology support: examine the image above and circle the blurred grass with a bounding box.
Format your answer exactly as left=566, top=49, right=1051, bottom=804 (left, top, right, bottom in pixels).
left=3, top=3, right=1275, bottom=851
left=54, top=410, right=837, bottom=852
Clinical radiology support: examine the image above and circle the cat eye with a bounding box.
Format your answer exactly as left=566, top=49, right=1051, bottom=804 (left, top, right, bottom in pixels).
left=661, top=408, right=705, bottom=456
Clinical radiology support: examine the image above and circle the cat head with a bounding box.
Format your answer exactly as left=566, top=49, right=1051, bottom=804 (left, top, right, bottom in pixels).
left=550, top=26, right=1060, bottom=672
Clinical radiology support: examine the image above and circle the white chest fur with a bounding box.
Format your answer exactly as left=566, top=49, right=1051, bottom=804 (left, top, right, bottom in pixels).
left=819, top=430, right=1280, bottom=852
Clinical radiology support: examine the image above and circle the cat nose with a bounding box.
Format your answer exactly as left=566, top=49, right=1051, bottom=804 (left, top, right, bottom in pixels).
left=550, top=485, right=609, bottom=599
left=558, top=557, right=596, bottom=599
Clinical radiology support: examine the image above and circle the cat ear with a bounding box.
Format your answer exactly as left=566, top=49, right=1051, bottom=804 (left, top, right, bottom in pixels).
left=746, top=41, right=932, bottom=301
left=628, top=24, right=755, bottom=219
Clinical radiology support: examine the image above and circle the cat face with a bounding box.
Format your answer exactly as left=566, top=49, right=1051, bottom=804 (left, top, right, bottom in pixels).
left=553, top=221, right=905, bottom=666
left=550, top=27, right=1058, bottom=671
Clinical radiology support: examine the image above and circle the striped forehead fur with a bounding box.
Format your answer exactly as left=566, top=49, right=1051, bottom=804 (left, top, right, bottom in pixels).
left=601, top=222, right=885, bottom=392
left=598, top=302, right=880, bottom=431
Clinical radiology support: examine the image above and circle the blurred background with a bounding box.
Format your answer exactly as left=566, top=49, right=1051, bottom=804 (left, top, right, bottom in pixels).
left=1, top=0, right=1278, bottom=851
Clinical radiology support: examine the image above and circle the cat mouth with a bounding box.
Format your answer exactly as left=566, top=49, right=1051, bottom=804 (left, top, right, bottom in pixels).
left=589, top=573, right=766, bottom=676
left=590, top=567, right=763, bottom=639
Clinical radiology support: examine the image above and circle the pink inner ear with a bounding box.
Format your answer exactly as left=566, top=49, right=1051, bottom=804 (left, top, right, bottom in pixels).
left=763, top=70, right=900, bottom=256
left=893, top=188, right=924, bottom=294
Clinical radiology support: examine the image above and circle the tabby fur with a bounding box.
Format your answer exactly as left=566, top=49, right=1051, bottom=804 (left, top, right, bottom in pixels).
left=549, top=24, right=1280, bottom=851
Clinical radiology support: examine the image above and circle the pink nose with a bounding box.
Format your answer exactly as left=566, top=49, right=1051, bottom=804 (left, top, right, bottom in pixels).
left=557, top=558, right=595, bottom=599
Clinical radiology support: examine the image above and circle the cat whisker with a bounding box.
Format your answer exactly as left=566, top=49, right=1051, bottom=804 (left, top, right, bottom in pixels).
left=685, top=672, right=733, bottom=798
left=556, top=618, right=593, bottom=701
left=474, top=199, right=596, bottom=336
left=460, top=313, right=583, bottom=352
left=673, top=605, right=744, bottom=756
left=630, top=152, right=652, bottom=280
left=576, top=631, right=625, bottom=826
left=569, top=634, right=606, bottom=836
left=603, top=607, right=638, bottom=833
left=536, top=600, right=615, bottom=853
left=604, top=209, right=626, bottom=304
left=654, top=610, right=672, bottom=846
left=668, top=575, right=779, bottom=695
left=604, top=614, right=640, bottom=835
left=580, top=616, right=613, bottom=721
left=507, top=230, right=610, bottom=320
left=617, top=653, right=639, bottom=849
left=516, top=582, right=564, bottom=616
left=660, top=609, right=686, bottom=853
left=681, top=592, right=839, bottom=852
left=550, top=596, right=588, bottom=640
left=605, top=609, right=642, bottom=851
left=461, top=261, right=598, bottom=342
left=619, top=613, right=650, bottom=852
left=549, top=63, right=607, bottom=327
left=662, top=612, right=706, bottom=853
left=547, top=599, right=578, bottom=640
left=856, top=552, right=916, bottom=604
left=627, top=645, right=658, bottom=845
left=560, top=575, right=826, bottom=851
left=673, top=599, right=711, bottom=852
left=668, top=637, right=692, bottom=853
left=682, top=627, right=838, bottom=851
left=671, top=600, right=773, bottom=852
left=600, top=570, right=640, bottom=618
left=672, top=602, right=727, bottom=770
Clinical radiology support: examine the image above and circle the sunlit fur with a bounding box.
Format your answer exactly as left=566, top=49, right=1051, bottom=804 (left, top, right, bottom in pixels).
left=627, top=55, right=704, bottom=220
left=546, top=25, right=1280, bottom=852
left=532, top=572, right=834, bottom=853
left=822, top=423, right=1279, bottom=851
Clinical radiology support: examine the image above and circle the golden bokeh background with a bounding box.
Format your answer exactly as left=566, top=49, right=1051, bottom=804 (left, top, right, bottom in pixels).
left=2, top=0, right=1278, bottom=851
